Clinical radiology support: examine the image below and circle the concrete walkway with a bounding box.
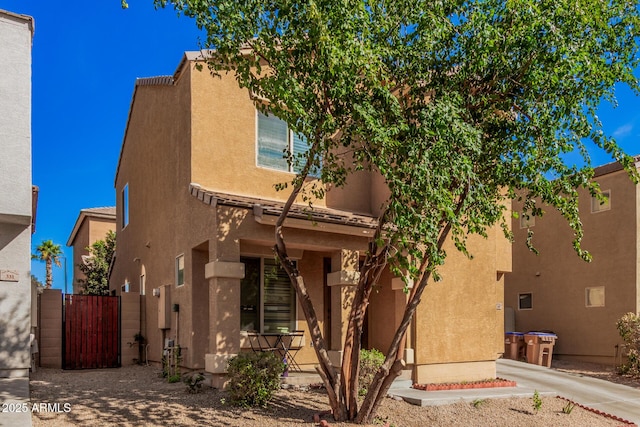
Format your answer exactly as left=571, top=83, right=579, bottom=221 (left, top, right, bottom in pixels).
left=497, top=358, right=640, bottom=424
left=388, top=359, right=640, bottom=425
left=0, top=376, right=32, bottom=427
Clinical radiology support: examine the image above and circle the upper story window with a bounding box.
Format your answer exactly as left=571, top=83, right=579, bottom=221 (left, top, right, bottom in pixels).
left=591, top=190, right=611, bottom=213
left=585, top=286, right=605, bottom=307
left=176, top=254, right=185, bottom=287
left=257, top=111, right=311, bottom=174
left=121, top=184, right=129, bottom=229
left=519, top=214, right=535, bottom=229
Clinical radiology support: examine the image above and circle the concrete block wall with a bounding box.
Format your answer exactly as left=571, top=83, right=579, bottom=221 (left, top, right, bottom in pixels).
left=121, top=292, right=141, bottom=365
left=38, top=289, right=62, bottom=368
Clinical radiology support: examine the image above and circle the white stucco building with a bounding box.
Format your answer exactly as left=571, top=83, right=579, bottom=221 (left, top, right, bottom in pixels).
left=0, top=9, right=35, bottom=378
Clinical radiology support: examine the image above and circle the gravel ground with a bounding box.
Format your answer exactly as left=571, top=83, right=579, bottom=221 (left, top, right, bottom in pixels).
left=30, top=362, right=634, bottom=426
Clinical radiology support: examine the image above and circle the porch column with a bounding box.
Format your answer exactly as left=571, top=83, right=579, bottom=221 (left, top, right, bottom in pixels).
left=204, top=237, right=244, bottom=388
left=326, top=249, right=359, bottom=366
left=391, top=275, right=415, bottom=365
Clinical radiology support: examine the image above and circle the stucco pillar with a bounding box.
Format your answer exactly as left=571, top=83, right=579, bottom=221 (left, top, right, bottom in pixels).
left=326, top=249, right=359, bottom=366
left=204, top=236, right=244, bottom=388
left=391, top=275, right=415, bottom=365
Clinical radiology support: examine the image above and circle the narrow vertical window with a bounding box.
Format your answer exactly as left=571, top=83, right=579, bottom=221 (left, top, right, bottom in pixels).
left=176, top=254, right=184, bottom=287
left=140, top=273, right=146, bottom=296
left=121, top=184, right=129, bottom=228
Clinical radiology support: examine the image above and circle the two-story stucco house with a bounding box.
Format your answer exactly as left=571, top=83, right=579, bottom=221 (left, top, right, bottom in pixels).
left=110, top=52, right=512, bottom=387
left=67, top=207, right=116, bottom=294
left=506, top=158, right=640, bottom=364
left=0, top=9, right=35, bottom=378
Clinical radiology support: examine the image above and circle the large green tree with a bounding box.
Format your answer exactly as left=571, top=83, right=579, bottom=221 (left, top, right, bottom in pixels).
left=78, top=230, right=116, bottom=296
left=32, top=240, right=63, bottom=289
left=142, top=0, right=639, bottom=422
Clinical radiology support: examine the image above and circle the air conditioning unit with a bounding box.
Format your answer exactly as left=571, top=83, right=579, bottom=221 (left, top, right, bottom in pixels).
left=152, top=288, right=160, bottom=297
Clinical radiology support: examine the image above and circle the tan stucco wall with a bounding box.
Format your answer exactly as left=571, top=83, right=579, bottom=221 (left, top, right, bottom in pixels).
left=38, top=289, right=62, bottom=369
left=505, top=169, right=639, bottom=363
left=188, top=65, right=373, bottom=213
left=411, top=228, right=508, bottom=384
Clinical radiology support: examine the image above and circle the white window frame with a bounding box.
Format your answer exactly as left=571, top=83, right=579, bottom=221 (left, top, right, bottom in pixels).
left=585, top=286, right=605, bottom=307
left=175, top=254, right=185, bottom=287
left=591, top=190, right=611, bottom=213
left=256, top=110, right=312, bottom=174
left=140, top=273, right=146, bottom=296
left=518, top=292, right=533, bottom=310
left=240, top=256, right=297, bottom=333
left=121, top=183, right=129, bottom=229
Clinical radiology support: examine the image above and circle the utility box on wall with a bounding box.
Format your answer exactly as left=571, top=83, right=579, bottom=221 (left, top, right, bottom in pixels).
left=158, top=284, right=171, bottom=329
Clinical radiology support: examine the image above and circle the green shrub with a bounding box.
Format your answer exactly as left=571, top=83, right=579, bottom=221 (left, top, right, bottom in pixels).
left=359, top=348, right=385, bottom=396
left=184, top=372, right=206, bottom=393
left=227, top=352, right=285, bottom=407
left=616, top=312, right=640, bottom=377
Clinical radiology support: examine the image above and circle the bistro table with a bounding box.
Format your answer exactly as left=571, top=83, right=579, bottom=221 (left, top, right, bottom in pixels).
left=246, top=331, right=304, bottom=372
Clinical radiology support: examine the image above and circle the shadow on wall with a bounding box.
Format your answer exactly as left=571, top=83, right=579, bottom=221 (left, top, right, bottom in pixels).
left=0, top=291, right=31, bottom=372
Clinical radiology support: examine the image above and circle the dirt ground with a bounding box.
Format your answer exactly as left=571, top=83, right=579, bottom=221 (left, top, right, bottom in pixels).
left=29, top=360, right=638, bottom=427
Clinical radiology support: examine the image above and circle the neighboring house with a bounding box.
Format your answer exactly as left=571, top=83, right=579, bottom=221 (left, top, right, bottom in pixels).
left=110, top=52, right=511, bottom=387
left=0, top=9, right=35, bottom=378
left=66, top=207, right=116, bottom=294
left=506, top=158, right=640, bottom=364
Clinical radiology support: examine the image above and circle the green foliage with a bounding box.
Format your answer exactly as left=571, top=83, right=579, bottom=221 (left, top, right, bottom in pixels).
left=532, top=390, right=542, bottom=413
left=156, top=0, right=640, bottom=277
left=78, top=230, right=116, bottom=296
left=359, top=349, right=385, bottom=396
left=562, top=401, right=575, bottom=414
left=226, top=352, right=285, bottom=407
left=183, top=372, right=206, bottom=393
left=151, top=0, right=640, bottom=421
left=163, top=345, right=182, bottom=381
left=616, top=312, right=640, bottom=377
left=472, top=399, right=486, bottom=409
left=32, top=240, right=63, bottom=289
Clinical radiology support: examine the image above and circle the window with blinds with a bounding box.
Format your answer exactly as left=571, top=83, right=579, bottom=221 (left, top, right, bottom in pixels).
left=257, top=111, right=315, bottom=175
left=240, top=256, right=296, bottom=333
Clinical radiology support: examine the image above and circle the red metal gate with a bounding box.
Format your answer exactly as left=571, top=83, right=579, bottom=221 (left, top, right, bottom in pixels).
left=64, top=295, right=120, bottom=369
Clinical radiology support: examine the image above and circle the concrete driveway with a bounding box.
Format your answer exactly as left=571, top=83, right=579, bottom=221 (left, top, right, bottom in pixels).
left=497, top=358, right=640, bottom=424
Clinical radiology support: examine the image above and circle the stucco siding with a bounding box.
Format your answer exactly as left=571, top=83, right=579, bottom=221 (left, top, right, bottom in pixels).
left=506, top=169, right=638, bottom=362
left=0, top=10, right=33, bottom=378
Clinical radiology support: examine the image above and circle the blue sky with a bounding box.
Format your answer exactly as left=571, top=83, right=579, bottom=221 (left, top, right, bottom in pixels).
left=0, top=1, right=639, bottom=292
left=0, top=1, right=203, bottom=291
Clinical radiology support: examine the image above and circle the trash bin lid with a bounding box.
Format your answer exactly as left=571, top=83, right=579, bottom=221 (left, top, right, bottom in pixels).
left=526, top=331, right=557, bottom=338
left=505, top=332, right=524, bottom=335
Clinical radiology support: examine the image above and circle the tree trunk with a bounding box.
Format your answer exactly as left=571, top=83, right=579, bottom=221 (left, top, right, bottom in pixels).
left=45, top=259, right=52, bottom=289
left=357, top=220, right=456, bottom=423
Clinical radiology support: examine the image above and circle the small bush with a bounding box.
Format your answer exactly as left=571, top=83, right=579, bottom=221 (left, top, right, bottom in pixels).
left=184, top=372, right=205, bottom=393
left=227, top=352, right=285, bottom=407
left=616, top=312, right=640, bottom=377
left=562, top=401, right=575, bottom=414
left=359, top=348, right=385, bottom=396
left=532, top=390, right=542, bottom=413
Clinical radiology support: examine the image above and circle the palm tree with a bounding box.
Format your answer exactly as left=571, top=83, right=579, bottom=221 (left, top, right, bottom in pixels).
left=32, top=240, right=62, bottom=289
